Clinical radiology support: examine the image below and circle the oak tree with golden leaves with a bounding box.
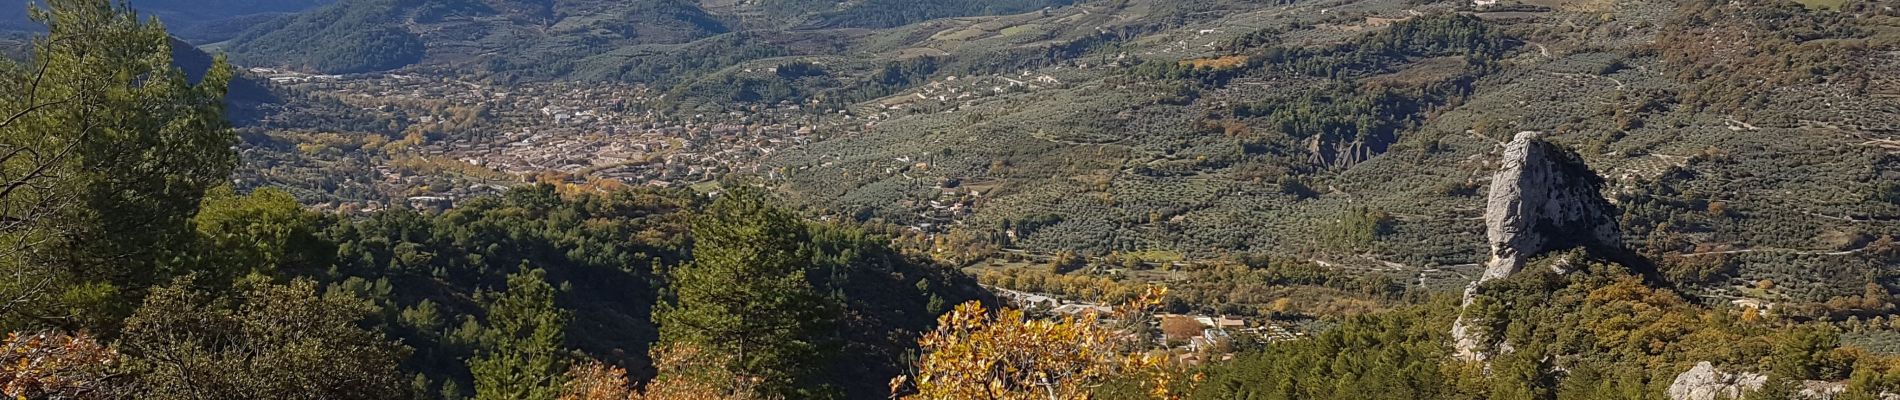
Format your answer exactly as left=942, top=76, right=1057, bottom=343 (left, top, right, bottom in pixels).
left=0, top=331, right=121, bottom=399
left=903, top=287, right=1188, bottom=400
left=558, top=345, right=766, bottom=400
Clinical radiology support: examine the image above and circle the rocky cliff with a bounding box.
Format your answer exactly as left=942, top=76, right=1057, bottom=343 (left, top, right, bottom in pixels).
left=1479, top=131, right=1622, bottom=280
left=1453, top=131, right=1622, bottom=360
left=1668, top=362, right=1767, bottom=400
left=1665, top=362, right=1890, bottom=400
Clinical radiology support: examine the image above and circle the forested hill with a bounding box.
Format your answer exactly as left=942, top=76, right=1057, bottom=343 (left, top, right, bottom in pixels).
left=0, top=0, right=333, bottom=42
left=218, top=0, right=1071, bottom=75
left=715, top=0, right=1076, bottom=29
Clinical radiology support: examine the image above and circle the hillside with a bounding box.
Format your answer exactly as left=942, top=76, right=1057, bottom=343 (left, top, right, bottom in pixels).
left=219, top=0, right=1072, bottom=75
left=0, top=0, right=332, bottom=42
left=748, top=0, right=1900, bottom=310
left=707, top=0, right=1075, bottom=29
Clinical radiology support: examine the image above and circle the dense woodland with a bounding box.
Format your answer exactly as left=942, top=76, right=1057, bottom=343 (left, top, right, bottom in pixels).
left=223, top=0, right=428, bottom=73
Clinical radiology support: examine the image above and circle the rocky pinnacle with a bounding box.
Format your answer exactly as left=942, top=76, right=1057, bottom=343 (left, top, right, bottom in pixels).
left=1453, top=131, right=1621, bottom=361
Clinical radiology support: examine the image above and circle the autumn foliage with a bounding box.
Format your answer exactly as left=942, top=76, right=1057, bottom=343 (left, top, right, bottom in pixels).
left=0, top=331, right=120, bottom=399
left=904, top=287, right=1186, bottom=399
left=559, top=345, right=764, bottom=400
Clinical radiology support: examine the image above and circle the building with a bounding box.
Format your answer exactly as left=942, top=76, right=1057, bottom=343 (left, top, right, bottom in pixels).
left=1050, top=304, right=1113, bottom=316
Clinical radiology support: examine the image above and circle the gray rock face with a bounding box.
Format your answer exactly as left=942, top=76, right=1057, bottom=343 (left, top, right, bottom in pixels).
left=1668, top=362, right=1767, bottom=400
left=1800, top=380, right=1848, bottom=400
left=1665, top=361, right=1898, bottom=400
left=1480, top=131, right=1621, bottom=280
left=1453, top=132, right=1621, bottom=361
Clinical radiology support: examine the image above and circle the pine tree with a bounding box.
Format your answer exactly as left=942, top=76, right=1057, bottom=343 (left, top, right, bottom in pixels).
left=653, top=188, right=833, bottom=396
left=470, top=268, right=571, bottom=400
left=0, top=0, right=237, bottom=331
left=188, top=187, right=331, bottom=285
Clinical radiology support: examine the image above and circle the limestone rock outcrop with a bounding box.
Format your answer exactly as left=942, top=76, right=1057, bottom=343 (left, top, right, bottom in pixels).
left=1667, top=362, right=1767, bottom=400
left=1666, top=361, right=1900, bottom=400
left=1478, top=131, right=1621, bottom=281
left=1453, top=131, right=1622, bottom=360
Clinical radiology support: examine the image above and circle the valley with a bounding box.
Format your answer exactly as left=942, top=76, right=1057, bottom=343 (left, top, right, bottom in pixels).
left=233, top=0, right=1900, bottom=315
left=1, top=0, right=1894, bottom=398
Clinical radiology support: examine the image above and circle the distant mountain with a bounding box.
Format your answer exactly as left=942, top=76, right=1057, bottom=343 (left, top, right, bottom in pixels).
left=169, top=37, right=279, bottom=120
left=0, top=33, right=280, bottom=119
left=220, top=0, right=1071, bottom=76
left=708, top=0, right=1073, bottom=29
left=0, top=0, right=334, bottom=43
left=218, top=0, right=431, bottom=74
left=813, top=0, right=1073, bottom=28
left=220, top=0, right=726, bottom=74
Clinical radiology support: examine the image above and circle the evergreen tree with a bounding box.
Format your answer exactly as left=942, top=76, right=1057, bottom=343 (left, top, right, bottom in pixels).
left=188, top=187, right=333, bottom=285
left=470, top=268, right=571, bottom=400
left=0, top=0, right=237, bottom=331
left=653, top=187, right=833, bottom=396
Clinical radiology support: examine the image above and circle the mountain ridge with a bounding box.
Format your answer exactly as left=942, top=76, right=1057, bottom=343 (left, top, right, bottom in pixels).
left=218, top=0, right=1074, bottom=75
left=0, top=0, right=334, bottom=42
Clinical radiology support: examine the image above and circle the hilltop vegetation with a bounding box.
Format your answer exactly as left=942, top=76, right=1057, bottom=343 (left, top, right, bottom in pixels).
left=1193, top=253, right=1900, bottom=400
